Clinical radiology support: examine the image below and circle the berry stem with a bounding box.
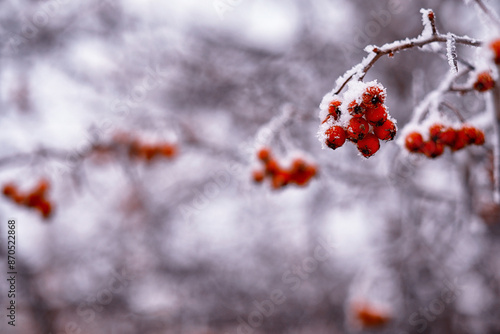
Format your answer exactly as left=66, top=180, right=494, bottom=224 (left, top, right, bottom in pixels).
left=441, top=101, right=466, bottom=123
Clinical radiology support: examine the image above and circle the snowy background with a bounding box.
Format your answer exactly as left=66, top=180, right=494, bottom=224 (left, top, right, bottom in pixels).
left=1, top=0, right=500, bottom=333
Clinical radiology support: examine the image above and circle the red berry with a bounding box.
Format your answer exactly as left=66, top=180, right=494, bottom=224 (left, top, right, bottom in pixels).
left=405, top=132, right=424, bottom=152
left=305, top=165, right=317, bottom=178
left=429, top=124, right=444, bottom=142
left=353, top=303, right=391, bottom=329
left=257, top=148, right=271, bottom=162
left=362, top=85, right=386, bottom=107
left=13, top=194, right=25, bottom=204
left=290, top=160, right=317, bottom=186
left=327, top=99, right=342, bottom=121
left=25, top=192, right=43, bottom=208
left=437, top=127, right=457, bottom=146
left=252, top=170, right=265, bottom=183
left=421, top=141, right=444, bottom=158
left=452, top=130, right=469, bottom=151
left=141, top=145, right=157, bottom=161
left=347, top=101, right=366, bottom=117
left=265, top=159, right=280, bottom=175
left=161, top=144, right=177, bottom=157
left=357, top=133, right=380, bottom=158
left=365, top=105, right=387, bottom=125
left=474, top=72, right=495, bottom=92
left=374, top=119, right=396, bottom=141
left=325, top=126, right=347, bottom=149
left=462, top=125, right=478, bottom=145
left=291, top=171, right=310, bottom=186
left=2, top=183, right=17, bottom=197
left=347, top=117, right=370, bottom=141
left=474, top=129, right=485, bottom=145
left=271, top=171, right=290, bottom=189
left=38, top=200, right=53, bottom=219
left=490, top=39, right=500, bottom=64
left=290, top=158, right=307, bottom=173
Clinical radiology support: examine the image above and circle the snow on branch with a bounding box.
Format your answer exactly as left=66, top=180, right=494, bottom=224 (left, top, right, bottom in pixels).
left=332, top=9, right=482, bottom=95
left=446, top=33, right=459, bottom=73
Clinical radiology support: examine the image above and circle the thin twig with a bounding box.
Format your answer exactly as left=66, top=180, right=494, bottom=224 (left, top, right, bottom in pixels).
left=441, top=101, right=467, bottom=123
left=358, top=35, right=481, bottom=82
left=428, top=10, right=438, bottom=36
left=333, top=11, right=482, bottom=95
left=474, top=0, right=500, bottom=28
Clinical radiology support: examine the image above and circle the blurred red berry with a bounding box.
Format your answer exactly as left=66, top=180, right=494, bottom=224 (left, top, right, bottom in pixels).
left=2, top=183, right=17, bottom=197
left=252, top=170, right=265, bottom=183
left=290, top=160, right=317, bottom=186
left=462, top=125, right=479, bottom=145
left=405, top=132, right=424, bottom=152
left=305, top=165, right=317, bottom=178
left=429, top=124, right=445, bottom=142
left=474, top=72, right=495, bottom=92
left=474, top=129, right=485, bottom=145
left=354, top=303, right=391, bottom=329
left=452, top=130, right=469, bottom=151
left=291, top=158, right=307, bottom=173
left=142, top=145, right=158, bottom=161
left=347, top=117, right=370, bottom=141
left=13, top=194, right=25, bottom=204
left=365, top=105, right=387, bottom=125
left=257, top=148, right=271, bottom=162
left=271, top=171, right=290, bottom=189
left=437, top=127, right=457, bottom=146
left=374, top=119, right=396, bottom=141
left=325, top=126, right=347, bottom=149
left=422, top=141, right=444, bottom=158
left=25, top=192, right=43, bottom=208
left=161, top=144, right=177, bottom=157
left=38, top=200, right=53, bottom=219
left=357, top=133, right=380, bottom=158
left=265, top=159, right=280, bottom=175
left=490, top=39, right=500, bottom=64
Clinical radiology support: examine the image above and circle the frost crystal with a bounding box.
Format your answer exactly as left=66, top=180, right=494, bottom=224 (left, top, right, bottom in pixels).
left=446, top=34, right=458, bottom=73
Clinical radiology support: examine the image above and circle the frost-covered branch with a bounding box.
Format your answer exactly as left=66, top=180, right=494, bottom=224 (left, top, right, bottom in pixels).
left=333, top=10, right=482, bottom=95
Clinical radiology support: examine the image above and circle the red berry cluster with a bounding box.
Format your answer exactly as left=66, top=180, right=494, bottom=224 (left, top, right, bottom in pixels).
left=404, top=123, right=485, bottom=158
left=320, top=82, right=397, bottom=158
left=473, top=71, right=495, bottom=92
left=113, top=133, right=177, bottom=163
left=2, top=179, right=54, bottom=219
left=352, top=302, right=391, bottom=329
left=253, top=148, right=317, bottom=189
left=490, top=38, right=500, bottom=64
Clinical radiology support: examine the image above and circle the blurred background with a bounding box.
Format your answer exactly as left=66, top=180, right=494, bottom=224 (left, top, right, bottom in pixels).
left=1, top=0, right=500, bottom=333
